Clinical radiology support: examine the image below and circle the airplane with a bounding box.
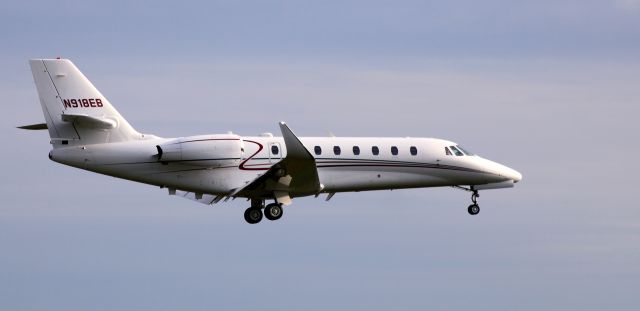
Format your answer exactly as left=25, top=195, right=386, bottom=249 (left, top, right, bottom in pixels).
left=20, top=58, right=522, bottom=224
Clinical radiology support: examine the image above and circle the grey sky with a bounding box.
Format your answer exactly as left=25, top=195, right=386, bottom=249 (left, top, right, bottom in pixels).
left=1, top=1, right=639, bottom=310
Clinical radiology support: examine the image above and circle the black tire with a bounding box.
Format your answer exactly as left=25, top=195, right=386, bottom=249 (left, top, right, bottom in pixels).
left=244, top=207, right=263, bottom=224
left=468, top=204, right=480, bottom=215
left=264, top=203, right=283, bottom=221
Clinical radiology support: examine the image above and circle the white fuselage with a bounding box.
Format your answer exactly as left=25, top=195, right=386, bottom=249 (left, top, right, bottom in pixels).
left=27, top=58, right=522, bottom=222
left=49, top=134, right=521, bottom=198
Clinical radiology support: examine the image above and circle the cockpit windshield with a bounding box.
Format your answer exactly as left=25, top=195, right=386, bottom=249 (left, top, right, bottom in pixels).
left=449, top=146, right=464, bottom=156
left=456, top=145, right=474, bottom=156
left=447, top=145, right=475, bottom=156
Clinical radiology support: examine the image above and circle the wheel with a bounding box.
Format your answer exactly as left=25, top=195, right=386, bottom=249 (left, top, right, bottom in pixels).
left=264, top=203, right=283, bottom=221
left=244, top=207, right=263, bottom=224
left=468, top=204, right=480, bottom=215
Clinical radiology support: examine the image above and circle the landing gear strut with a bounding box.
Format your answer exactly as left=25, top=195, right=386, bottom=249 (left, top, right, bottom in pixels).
left=467, top=190, right=480, bottom=215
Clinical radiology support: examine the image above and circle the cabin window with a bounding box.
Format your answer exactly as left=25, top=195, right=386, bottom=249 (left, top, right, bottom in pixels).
left=445, top=147, right=452, bottom=156
left=410, top=146, right=418, bottom=156
left=450, top=145, right=464, bottom=156
left=353, top=146, right=360, bottom=155
left=372, top=146, right=379, bottom=156
left=391, top=146, right=398, bottom=156
left=333, top=146, right=341, bottom=155
left=314, top=146, right=322, bottom=155
left=271, top=145, right=279, bottom=155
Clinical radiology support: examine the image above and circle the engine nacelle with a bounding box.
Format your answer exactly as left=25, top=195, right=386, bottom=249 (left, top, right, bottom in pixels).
left=157, top=134, right=242, bottom=167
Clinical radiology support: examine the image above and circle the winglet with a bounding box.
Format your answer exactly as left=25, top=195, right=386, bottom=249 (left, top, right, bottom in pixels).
left=279, top=122, right=315, bottom=160
left=230, top=122, right=321, bottom=200
left=277, top=122, right=321, bottom=194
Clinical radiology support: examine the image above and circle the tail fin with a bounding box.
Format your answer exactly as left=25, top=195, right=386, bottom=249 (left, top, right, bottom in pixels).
left=29, top=59, right=141, bottom=147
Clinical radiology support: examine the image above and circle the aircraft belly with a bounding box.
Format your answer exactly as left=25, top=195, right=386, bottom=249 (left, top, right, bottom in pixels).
left=144, top=167, right=244, bottom=194
left=87, top=162, right=247, bottom=195
left=317, top=166, right=450, bottom=192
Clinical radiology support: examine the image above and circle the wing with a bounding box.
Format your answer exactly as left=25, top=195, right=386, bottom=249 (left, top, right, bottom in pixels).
left=231, top=122, right=321, bottom=204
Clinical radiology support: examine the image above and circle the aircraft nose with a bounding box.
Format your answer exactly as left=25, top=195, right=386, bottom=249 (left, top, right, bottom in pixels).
left=474, top=157, right=522, bottom=184
left=503, top=166, right=522, bottom=183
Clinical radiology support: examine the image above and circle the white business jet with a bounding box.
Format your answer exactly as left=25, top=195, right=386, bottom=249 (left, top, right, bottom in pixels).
left=20, top=59, right=522, bottom=224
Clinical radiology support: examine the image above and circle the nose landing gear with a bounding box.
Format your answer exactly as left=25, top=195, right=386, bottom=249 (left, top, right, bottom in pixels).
left=453, top=186, right=481, bottom=215
left=468, top=190, right=480, bottom=215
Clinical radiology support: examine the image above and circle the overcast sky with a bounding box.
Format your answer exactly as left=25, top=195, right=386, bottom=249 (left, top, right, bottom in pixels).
left=1, top=1, right=639, bottom=310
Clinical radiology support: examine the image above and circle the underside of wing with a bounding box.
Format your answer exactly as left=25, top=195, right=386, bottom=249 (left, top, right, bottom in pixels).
left=174, top=190, right=227, bottom=205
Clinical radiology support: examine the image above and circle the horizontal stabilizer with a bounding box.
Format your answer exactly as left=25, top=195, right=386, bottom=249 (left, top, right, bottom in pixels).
left=61, top=113, right=118, bottom=129
left=17, top=123, right=48, bottom=130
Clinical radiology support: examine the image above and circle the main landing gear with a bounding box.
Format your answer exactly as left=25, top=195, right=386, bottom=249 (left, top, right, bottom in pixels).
left=243, top=199, right=284, bottom=224
left=467, top=190, right=480, bottom=215
left=244, top=207, right=263, bottom=224
left=264, top=203, right=283, bottom=221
